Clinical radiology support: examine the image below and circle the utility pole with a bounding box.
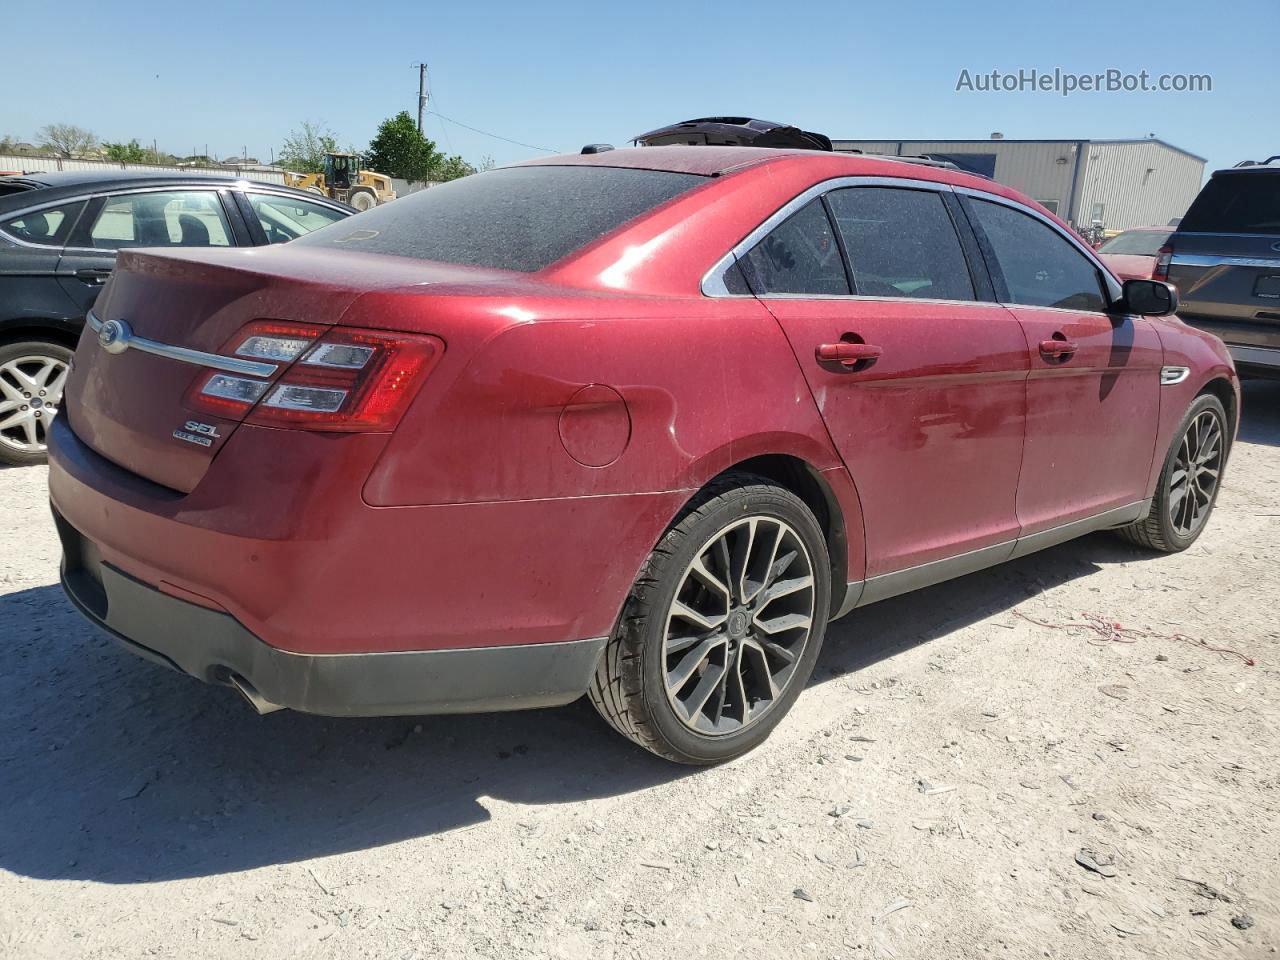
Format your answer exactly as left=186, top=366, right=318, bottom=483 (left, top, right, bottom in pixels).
left=415, top=62, right=428, bottom=134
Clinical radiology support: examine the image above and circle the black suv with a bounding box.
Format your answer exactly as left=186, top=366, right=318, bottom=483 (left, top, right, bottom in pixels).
left=1163, top=158, right=1280, bottom=378
left=0, top=171, right=352, bottom=465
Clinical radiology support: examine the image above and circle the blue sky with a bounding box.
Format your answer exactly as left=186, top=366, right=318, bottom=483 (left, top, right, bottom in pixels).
left=2, top=0, right=1274, bottom=176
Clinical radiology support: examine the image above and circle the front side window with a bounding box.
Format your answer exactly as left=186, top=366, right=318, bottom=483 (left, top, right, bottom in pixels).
left=826, top=187, right=975, bottom=301
left=294, top=165, right=706, bottom=272
left=1, top=200, right=85, bottom=246
left=968, top=198, right=1106, bottom=311
left=88, top=191, right=232, bottom=249
left=246, top=192, right=346, bottom=243
left=739, top=199, right=849, bottom=295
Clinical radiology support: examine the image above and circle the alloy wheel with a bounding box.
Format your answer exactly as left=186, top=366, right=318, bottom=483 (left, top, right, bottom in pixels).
left=1168, top=409, right=1223, bottom=538
left=0, top=354, right=69, bottom=455
left=661, top=516, right=816, bottom=736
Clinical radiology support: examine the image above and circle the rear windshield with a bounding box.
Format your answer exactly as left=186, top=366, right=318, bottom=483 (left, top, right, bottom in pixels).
left=1179, top=174, right=1280, bottom=235
left=1097, top=230, right=1171, bottom=255
left=294, top=165, right=706, bottom=271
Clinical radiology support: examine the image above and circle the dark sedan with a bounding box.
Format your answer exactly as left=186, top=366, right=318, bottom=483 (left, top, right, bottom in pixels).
left=0, top=170, right=353, bottom=465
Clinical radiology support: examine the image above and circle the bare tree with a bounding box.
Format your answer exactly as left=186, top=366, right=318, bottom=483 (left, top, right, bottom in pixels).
left=279, top=120, right=338, bottom=174
left=38, top=123, right=97, bottom=158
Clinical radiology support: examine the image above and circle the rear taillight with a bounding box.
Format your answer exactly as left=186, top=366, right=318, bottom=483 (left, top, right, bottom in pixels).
left=1153, top=243, right=1173, bottom=281
left=186, top=321, right=442, bottom=431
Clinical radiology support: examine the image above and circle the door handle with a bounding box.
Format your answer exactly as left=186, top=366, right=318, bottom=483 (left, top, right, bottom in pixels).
left=74, top=268, right=112, bottom=285
left=1039, top=338, right=1078, bottom=358
left=816, top=342, right=882, bottom=367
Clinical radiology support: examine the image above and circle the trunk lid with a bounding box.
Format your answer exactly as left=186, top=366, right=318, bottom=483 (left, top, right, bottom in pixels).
left=62, top=246, right=510, bottom=492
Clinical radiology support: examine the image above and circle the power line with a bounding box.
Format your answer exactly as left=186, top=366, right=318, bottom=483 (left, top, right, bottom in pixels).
left=425, top=111, right=559, bottom=153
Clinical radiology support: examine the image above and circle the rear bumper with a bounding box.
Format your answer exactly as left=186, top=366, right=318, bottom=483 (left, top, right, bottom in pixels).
left=47, top=415, right=686, bottom=657
left=56, top=510, right=606, bottom=716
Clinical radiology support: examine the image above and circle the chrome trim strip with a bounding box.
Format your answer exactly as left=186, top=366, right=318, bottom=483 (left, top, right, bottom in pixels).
left=1171, top=254, right=1280, bottom=270
left=86, top=311, right=278, bottom=377
left=1160, top=365, right=1191, bottom=385
left=1228, top=344, right=1280, bottom=367
left=701, top=175, right=955, bottom=297
left=700, top=174, right=1124, bottom=305
left=833, top=499, right=1152, bottom=618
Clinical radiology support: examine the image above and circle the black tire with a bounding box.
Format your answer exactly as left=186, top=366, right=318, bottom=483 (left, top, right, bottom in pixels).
left=588, top=475, right=831, bottom=764
left=1118, top=393, right=1229, bottom=552
left=0, top=339, right=74, bottom=467
left=348, top=189, right=377, bottom=212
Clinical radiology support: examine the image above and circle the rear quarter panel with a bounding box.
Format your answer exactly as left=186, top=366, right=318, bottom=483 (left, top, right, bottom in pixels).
left=360, top=292, right=844, bottom=504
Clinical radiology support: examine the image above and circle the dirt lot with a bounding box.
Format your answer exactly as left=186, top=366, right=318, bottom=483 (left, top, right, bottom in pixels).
left=1, top=381, right=1277, bottom=960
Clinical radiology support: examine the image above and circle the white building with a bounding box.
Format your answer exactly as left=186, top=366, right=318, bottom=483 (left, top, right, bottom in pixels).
left=832, top=137, right=1206, bottom=233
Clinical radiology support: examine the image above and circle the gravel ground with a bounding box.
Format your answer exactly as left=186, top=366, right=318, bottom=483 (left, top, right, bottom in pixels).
left=1, top=381, right=1277, bottom=960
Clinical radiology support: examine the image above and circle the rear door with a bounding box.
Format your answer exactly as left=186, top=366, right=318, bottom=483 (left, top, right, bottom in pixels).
left=739, top=182, right=1029, bottom=582
left=0, top=199, right=87, bottom=324
left=55, top=187, right=244, bottom=316
left=961, top=193, right=1162, bottom=533
left=1168, top=170, right=1280, bottom=359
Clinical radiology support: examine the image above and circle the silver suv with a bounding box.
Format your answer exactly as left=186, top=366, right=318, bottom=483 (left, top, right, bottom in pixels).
left=1163, top=157, right=1280, bottom=377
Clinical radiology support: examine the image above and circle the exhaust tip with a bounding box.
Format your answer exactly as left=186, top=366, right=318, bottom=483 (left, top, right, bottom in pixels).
left=225, top=672, right=286, bottom=715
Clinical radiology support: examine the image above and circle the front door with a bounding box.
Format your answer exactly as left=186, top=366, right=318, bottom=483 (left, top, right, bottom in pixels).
left=739, top=186, right=1029, bottom=584
left=962, top=195, right=1162, bottom=533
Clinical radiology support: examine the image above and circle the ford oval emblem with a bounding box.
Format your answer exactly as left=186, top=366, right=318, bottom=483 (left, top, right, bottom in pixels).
left=1272, top=240, right=1280, bottom=253
left=98, top=318, right=131, bottom=355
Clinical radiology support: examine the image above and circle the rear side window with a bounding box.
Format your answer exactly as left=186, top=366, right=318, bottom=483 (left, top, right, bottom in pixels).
left=739, top=199, right=850, bottom=295
left=87, top=191, right=232, bottom=249
left=1, top=200, right=85, bottom=246
left=294, top=166, right=705, bottom=272
left=1179, top=175, right=1280, bottom=235
left=826, top=187, right=975, bottom=301
left=967, top=199, right=1105, bottom=311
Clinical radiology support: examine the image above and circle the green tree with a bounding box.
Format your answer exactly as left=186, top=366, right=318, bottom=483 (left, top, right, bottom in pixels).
left=436, top=154, right=477, bottom=182
left=37, top=123, right=97, bottom=159
left=279, top=120, right=337, bottom=174
left=103, top=139, right=149, bottom=163
left=365, top=111, right=445, bottom=182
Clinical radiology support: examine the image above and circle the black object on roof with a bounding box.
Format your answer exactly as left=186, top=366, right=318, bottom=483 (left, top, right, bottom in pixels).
left=633, top=117, right=833, bottom=152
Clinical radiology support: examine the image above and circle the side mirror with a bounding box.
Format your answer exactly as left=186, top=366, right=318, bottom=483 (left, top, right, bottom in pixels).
left=1120, top=278, right=1178, bottom=317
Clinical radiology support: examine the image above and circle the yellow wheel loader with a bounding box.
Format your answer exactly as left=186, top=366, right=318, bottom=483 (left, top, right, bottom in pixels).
left=284, top=152, right=395, bottom=210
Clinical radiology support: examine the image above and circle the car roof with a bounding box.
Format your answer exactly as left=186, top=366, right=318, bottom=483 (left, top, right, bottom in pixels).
left=0, top=169, right=351, bottom=213
left=519, top=145, right=1003, bottom=191
left=1212, top=165, right=1280, bottom=176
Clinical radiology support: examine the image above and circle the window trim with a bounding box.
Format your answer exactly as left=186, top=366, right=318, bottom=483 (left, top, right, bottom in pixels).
left=955, top=188, right=1122, bottom=311
left=703, top=176, right=1123, bottom=307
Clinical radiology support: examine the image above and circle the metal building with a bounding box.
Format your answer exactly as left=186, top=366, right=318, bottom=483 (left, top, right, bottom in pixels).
left=831, top=137, right=1205, bottom=233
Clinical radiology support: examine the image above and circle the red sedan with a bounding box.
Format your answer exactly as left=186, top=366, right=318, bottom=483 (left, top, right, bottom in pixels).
left=48, top=147, right=1238, bottom=763
left=1096, top=225, right=1175, bottom=280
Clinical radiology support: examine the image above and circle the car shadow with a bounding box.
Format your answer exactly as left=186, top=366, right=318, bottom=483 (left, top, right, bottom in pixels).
left=1238, top=378, right=1280, bottom=446
left=0, top=526, right=1144, bottom=885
